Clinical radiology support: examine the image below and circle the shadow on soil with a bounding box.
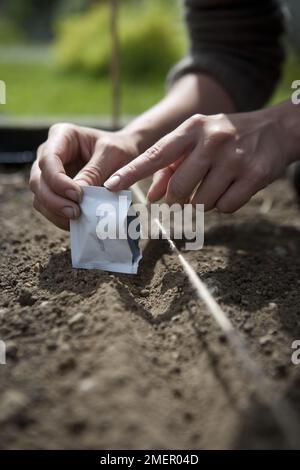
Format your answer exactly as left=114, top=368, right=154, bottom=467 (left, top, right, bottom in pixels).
left=38, top=249, right=112, bottom=296
left=110, top=239, right=192, bottom=324
left=203, top=218, right=300, bottom=337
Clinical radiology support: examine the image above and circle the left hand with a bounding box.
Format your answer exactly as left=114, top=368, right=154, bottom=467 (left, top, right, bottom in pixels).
left=104, top=109, right=289, bottom=213
left=29, top=124, right=140, bottom=230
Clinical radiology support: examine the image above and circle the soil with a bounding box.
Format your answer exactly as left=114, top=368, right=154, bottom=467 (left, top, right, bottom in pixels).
left=1, top=166, right=300, bottom=450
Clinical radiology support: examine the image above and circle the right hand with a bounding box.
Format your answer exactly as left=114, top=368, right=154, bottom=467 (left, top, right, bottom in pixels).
left=29, top=123, right=140, bottom=230
left=104, top=110, right=290, bottom=213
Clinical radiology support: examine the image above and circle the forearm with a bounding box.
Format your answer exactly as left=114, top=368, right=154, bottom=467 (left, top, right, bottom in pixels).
left=274, top=99, right=300, bottom=164
left=172, top=0, right=285, bottom=113
left=122, top=73, right=235, bottom=153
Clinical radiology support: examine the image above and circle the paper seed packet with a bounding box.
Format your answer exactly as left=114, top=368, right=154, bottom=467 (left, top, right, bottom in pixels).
left=70, top=186, right=142, bottom=274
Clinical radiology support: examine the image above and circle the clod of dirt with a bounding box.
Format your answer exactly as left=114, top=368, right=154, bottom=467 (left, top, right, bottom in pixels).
left=34, top=234, right=47, bottom=242
left=243, top=320, right=254, bottom=332
left=17, top=288, right=36, bottom=306
left=259, top=335, right=274, bottom=356
left=66, top=418, right=87, bottom=435
left=58, top=356, right=77, bottom=373
left=0, top=390, right=29, bottom=425
left=273, top=364, right=288, bottom=379
left=0, top=308, right=8, bottom=320
left=5, top=341, right=18, bottom=360
left=45, top=339, right=57, bottom=351
left=140, top=289, right=150, bottom=298
left=218, top=333, right=227, bottom=344
left=55, top=273, right=64, bottom=283
left=205, top=278, right=221, bottom=296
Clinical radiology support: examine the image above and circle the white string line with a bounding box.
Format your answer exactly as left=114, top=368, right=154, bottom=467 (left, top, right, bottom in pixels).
left=131, top=183, right=300, bottom=449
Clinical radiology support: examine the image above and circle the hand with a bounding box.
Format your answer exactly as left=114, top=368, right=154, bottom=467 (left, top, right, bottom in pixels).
left=29, top=123, right=139, bottom=229
left=104, top=109, right=289, bottom=213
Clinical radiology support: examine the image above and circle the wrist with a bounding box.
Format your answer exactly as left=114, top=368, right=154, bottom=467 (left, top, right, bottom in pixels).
left=118, top=125, right=150, bottom=154
left=269, top=100, right=300, bottom=165
left=120, top=110, right=172, bottom=154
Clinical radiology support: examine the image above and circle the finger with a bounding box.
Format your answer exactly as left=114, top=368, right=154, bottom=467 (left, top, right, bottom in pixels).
left=191, top=166, right=234, bottom=211
left=35, top=174, right=81, bottom=220
left=38, top=131, right=82, bottom=203
left=104, top=122, right=197, bottom=191
left=165, top=144, right=210, bottom=205
left=33, top=197, right=70, bottom=231
left=147, top=168, right=173, bottom=202
left=147, top=156, right=186, bottom=202
left=73, top=141, right=128, bottom=187
left=29, top=160, right=41, bottom=194
left=216, top=179, right=255, bottom=213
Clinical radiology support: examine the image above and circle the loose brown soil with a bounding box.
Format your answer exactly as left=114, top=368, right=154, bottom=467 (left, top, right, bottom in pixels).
left=1, top=167, right=300, bottom=449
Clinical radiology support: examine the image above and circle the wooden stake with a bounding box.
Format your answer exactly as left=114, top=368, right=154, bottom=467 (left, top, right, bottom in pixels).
left=110, top=0, right=121, bottom=130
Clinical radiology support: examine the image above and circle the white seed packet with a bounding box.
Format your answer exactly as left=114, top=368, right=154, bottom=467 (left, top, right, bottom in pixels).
left=70, top=186, right=141, bottom=274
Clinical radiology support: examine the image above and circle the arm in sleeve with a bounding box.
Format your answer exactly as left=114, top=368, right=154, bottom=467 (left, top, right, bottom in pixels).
left=168, top=0, right=285, bottom=111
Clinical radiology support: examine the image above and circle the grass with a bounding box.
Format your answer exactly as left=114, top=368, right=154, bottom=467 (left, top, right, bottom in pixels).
left=271, top=50, right=300, bottom=105
left=0, top=62, right=165, bottom=117
left=1, top=52, right=300, bottom=118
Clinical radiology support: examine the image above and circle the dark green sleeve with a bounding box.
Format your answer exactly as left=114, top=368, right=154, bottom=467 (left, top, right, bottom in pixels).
left=168, top=0, right=285, bottom=111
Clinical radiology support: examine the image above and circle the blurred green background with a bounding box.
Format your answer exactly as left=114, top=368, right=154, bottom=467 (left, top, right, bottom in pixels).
left=0, top=0, right=299, bottom=118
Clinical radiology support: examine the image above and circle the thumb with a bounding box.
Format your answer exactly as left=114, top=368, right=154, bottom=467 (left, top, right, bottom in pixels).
left=73, top=151, right=108, bottom=187
left=73, top=140, right=132, bottom=188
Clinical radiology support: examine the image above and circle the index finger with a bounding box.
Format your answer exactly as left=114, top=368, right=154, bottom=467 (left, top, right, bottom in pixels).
left=104, top=122, right=198, bottom=191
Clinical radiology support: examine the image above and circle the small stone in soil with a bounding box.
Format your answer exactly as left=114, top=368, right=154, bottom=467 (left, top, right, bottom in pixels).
left=32, top=263, right=41, bottom=273
left=268, top=302, right=278, bottom=310
left=259, top=335, right=272, bottom=347
left=243, top=320, right=254, bottom=332
left=68, top=313, right=85, bottom=329
left=78, top=378, right=97, bottom=393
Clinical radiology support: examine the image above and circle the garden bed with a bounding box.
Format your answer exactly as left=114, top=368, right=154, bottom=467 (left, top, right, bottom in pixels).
left=0, top=168, right=300, bottom=449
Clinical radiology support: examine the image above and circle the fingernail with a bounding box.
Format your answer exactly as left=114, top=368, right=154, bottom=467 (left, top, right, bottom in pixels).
left=62, top=206, right=76, bottom=219
left=104, top=175, right=121, bottom=190
left=65, top=189, right=81, bottom=203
